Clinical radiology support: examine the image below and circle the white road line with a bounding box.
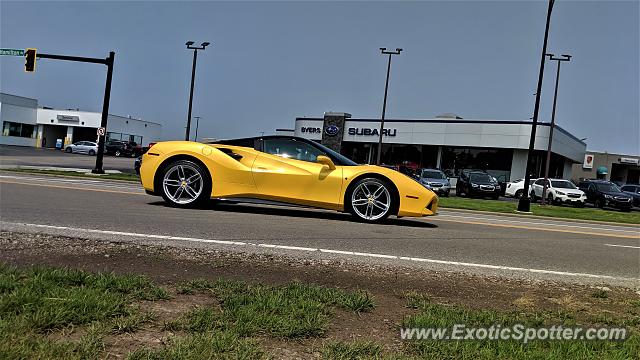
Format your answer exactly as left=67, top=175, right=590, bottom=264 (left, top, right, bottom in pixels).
left=4, top=222, right=638, bottom=282
left=604, top=244, right=640, bottom=249
left=0, top=174, right=140, bottom=191
left=437, top=213, right=640, bottom=234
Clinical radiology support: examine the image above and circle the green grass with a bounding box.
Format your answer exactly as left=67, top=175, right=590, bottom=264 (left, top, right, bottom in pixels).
left=0, top=264, right=168, bottom=359
left=2, top=168, right=140, bottom=182
left=173, top=279, right=375, bottom=338
left=438, top=197, right=640, bottom=224
left=321, top=341, right=384, bottom=359
left=127, top=332, right=265, bottom=360
left=401, top=295, right=639, bottom=359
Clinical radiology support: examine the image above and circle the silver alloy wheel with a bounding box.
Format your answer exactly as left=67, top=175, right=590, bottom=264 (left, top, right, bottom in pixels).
left=351, top=180, right=391, bottom=221
left=162, top=163, right=204, bottom=205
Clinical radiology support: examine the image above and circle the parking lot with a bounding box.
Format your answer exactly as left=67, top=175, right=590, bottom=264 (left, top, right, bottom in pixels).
left=0, top=144, right=136, bottom=173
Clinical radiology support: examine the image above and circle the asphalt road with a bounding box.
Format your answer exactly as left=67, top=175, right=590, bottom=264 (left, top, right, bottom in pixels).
left=0, top=172, right=638, bottom=287
left=0, top=145, right=136, bottom=173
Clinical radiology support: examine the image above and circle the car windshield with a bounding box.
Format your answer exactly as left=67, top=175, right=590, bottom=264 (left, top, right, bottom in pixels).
left=308, top=139, right=357, bottom=166
left=595, top=183, right=620, bottom=192
left=421, top=170, right=445, bottom=179
left=551, top=180, right=576, bottom=189
left=470, top=173, right=492, bottom=182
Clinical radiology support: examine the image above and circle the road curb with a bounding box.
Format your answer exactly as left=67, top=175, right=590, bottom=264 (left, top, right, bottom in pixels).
left=438, top=207, right=639, bottom=228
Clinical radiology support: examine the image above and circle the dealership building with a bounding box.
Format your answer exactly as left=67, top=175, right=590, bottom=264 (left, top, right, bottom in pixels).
left=1, top=92, right=161, bottom=148
left=291, top=112, right=587, bottom=183
left=572, top=151, right=640, bottom=184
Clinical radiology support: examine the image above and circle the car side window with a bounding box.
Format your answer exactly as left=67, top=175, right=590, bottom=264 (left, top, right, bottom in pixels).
left=262, top=139, right=325, bottom=163
left=588, top=184, right=596, bottom=191
left=534, top=179, right=544, bottom=186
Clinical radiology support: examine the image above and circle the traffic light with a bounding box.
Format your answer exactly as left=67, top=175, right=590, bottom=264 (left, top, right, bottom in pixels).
left=24, top=48, right=36, bottom=72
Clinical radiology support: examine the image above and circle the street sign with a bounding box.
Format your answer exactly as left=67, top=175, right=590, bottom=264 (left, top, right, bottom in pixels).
left=0, top=48, right=25, bottom=56
left=97, top=127, right=106, bottom=136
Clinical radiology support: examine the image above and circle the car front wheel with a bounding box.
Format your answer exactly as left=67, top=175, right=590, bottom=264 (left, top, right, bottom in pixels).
left=88, top=150, right=96, bottom=156
left=347, top=178, right=395, bottom=223
left=159, top=160, right=210, bottom=208
left=65, top=147, right=72, bottom=153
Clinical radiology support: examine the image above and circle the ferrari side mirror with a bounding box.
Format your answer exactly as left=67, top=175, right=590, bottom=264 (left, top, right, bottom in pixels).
left=316, top=155, right=336, bottom=170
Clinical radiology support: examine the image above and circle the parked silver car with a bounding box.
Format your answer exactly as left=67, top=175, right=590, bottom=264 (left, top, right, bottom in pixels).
left=64, top=141, right=99, bottom=155
left=418, top=168, right=451, bottom=196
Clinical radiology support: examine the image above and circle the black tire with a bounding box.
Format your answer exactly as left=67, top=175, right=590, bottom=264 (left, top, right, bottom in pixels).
left=88, top=150, right=96, bottom=156
left=444, top=190, right=450, bottom=197
left=65, top=147, right=72, bottom=153
left=514, top=189, right=523, bottom=199
left=547, top=193, right=554, bottom=205
left=346, top=177, right=395, bottom=223
left=492, top=195, right=500, bottom=200
left=530, top=191, right=537, bottom=203
left=159, top=159, right=210, bottom=208
left=595, top=198, right=604, bottom=209
left=115, top=150, right=121, bottom=157
left=457, top=187, right=465, bottom=197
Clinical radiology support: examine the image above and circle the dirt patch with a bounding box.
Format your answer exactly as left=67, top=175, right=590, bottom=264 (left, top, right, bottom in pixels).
left=2, top=231, right=639, bottom=358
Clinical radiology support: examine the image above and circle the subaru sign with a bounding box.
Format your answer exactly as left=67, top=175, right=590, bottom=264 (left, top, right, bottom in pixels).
left=325, top=125, right=340, bottom=136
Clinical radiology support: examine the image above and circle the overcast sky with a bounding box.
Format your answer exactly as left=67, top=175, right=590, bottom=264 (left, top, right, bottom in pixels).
left=1, top=0, right=638, bottom=154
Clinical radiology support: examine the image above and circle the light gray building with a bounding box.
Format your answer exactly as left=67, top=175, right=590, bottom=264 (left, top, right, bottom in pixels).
left=292, top=112, right=586, bottom=183
left=1, top=92, right=161, bottom=148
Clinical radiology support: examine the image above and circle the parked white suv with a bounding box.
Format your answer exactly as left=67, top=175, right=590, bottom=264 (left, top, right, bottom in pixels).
left=504, top=178, right=538, bottom=198
left=64, top=141, right=99, bottom=156
left=531, top=178, right=586, bottom=207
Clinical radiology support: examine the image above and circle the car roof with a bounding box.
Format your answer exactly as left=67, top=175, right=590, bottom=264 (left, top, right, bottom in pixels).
left=210, top=135, right=311, bottom=144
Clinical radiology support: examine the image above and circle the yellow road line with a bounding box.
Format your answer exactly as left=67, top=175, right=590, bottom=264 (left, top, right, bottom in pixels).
left=433, top=218, right=640, bottom=239
left=0, top=179, right=145, bottom=196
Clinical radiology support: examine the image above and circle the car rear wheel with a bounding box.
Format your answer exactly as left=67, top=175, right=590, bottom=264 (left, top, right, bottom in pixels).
left=347, top=178, right=394, bottom=223
left=88, top=150, right=96, bottom=156
left=595, top=198, right=604, bottom=209
left=514, top=189, right=523, bottom=199
left=160, top=160, right=209, bottom=208
left=115, top=150, right=121, bottom=157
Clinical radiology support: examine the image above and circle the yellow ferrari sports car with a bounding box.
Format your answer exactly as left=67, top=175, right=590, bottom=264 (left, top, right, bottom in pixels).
left=138, top=136, right=438, bottom=223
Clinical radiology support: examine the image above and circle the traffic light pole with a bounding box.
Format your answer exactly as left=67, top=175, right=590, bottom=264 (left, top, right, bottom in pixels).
left=36, top=51, right=115, bottom=174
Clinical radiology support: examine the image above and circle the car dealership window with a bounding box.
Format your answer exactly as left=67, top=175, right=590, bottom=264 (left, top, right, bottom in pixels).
left=263, top=138, right=324, bottom=162
left=2, top=121, right=36, bottom=138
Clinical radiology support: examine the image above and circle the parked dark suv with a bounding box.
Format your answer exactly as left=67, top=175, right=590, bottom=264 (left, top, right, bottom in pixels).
left=456, top=170, right=501, bottom=199
left=620, top=184, right=640, bottom=207
left=105, top=140, right=140, bottom=157
left=577, top=180, right=633, bottom=211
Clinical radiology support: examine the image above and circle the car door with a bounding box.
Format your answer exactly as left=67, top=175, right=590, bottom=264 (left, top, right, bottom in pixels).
left=73, top=142, right=85, bottom=153
left=251, top=138, right=343, bottom=207
left=586, top=183, right=597, bottom=202
left=532, top=179, right=545, bottom=196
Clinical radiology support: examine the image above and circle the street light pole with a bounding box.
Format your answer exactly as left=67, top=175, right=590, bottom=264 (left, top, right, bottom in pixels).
left=193, top=116, right=201, bottom=142
left=540, top=53, right=571, bottom=205
left=185, top=41, right=210, bottom=141
left=376, top=47, right=402, bottom=165
left=518, top=0, right=555, bottom=212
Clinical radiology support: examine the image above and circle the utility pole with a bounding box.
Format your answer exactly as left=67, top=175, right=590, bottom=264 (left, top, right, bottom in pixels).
left=185, top=41, right=210, bottom=141
left=376, top=47, right=402, bottom=165
left=518, top=0, right=555, bottom=212
left=193, top=116, right=201, bottom=142
left=540, top=53, right=571, bottom=205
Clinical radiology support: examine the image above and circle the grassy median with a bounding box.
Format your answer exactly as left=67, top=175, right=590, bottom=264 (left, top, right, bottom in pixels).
left=3, top=168, right=140, bottom=182
left=1, top=264, right=638, bottom=359
left=439, top=197, right=640, bottom=224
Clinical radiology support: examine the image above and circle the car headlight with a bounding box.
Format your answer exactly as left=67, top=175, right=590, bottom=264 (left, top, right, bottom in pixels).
left=472, top=183, right=479, bottom=188
left=556, top=191, right=565, bottom=195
